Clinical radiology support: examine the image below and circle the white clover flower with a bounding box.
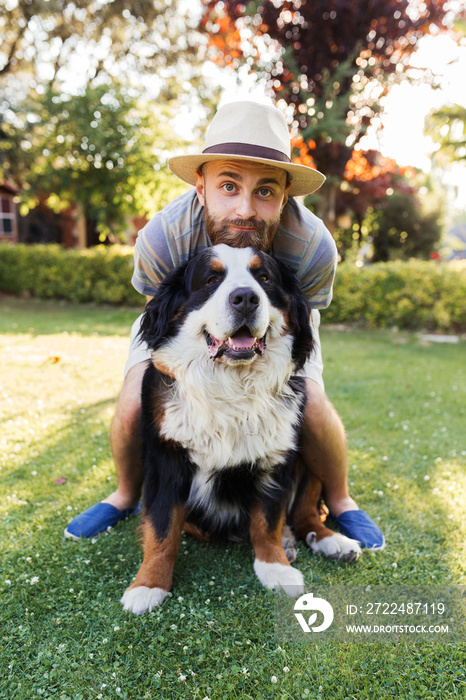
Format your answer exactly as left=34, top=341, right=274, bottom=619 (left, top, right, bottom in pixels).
left=30, top=576, right=39, bottom=585
left=271, top=676, right=278, bottom=683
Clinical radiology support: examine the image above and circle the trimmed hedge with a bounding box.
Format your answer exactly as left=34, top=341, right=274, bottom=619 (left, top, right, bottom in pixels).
left=322, top=259, right=466, bottom=332
left=0, top=244, right=465, bottom=331
left=0, top=243, right=142, bottom=306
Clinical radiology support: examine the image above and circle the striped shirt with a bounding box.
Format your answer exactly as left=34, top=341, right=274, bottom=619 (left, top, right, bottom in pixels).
left=132, top=188, right=337, bottom=309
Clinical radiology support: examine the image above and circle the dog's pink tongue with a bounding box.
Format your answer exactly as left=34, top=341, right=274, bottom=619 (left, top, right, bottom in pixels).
left=229, top=329, right=256, bottom=348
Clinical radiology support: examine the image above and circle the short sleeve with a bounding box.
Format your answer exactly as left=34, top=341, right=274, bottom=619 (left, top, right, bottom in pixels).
left=131, top=215, right=178, bottom=297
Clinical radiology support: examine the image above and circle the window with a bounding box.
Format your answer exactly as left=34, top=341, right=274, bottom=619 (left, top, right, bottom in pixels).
left=0, top=196, right=15, bottom=235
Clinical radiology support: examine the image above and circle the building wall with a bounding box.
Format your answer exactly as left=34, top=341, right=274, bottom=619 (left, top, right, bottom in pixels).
left=0, top=186, right=18, bottom=244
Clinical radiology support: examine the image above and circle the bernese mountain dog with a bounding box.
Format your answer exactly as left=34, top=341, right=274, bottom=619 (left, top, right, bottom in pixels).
left=121, top=244, right=360, bottom=615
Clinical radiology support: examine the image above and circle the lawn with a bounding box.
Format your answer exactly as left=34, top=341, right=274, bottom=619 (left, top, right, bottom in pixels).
left=1, top=296, right=465, bottom=700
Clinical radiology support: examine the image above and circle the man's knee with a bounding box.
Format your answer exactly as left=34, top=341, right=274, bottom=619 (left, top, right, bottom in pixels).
left=303, top=378, right=344, bottom=438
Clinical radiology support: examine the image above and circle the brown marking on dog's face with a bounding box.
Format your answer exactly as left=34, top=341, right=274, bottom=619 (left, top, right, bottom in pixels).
left=209, top=257, right=227, bottom=274
left=248, top=253, right=263, bottom=272
left=249, top=504, right=290, bottom=566
left=280, top=303, right=294, bottom=336
left=127, top=504, right=186, bottom=593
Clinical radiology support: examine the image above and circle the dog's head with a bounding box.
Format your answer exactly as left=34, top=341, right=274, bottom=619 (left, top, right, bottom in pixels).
left=139, top=244, right=313, bottom=372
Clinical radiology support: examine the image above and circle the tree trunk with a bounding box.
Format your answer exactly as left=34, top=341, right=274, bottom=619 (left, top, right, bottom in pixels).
left=85, top=217, right=100, bottom=247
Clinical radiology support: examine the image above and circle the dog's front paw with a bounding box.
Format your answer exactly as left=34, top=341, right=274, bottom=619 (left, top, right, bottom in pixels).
left=254, top=560, right=304, bottom=596
left=306, top=532, right=361, bottom=562
left=120, top=586, right=169, bottom=615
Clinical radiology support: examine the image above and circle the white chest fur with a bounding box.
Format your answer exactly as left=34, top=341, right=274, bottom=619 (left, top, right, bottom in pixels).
left=159, top=350, right=303, bottom=474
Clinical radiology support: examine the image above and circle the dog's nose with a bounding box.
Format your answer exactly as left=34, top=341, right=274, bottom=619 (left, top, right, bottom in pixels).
left=229, top=287, right=260, bottom=315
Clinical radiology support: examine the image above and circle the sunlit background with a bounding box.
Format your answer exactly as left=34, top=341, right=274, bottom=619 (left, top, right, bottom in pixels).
left=1, top=0, right=465, bottom=258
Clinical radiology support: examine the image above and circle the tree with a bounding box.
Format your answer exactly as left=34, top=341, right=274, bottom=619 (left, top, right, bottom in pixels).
left=201, top=0, right=456, bottom=230
left=0, top=0, right=205, bottom=90
left=332, top=149, right=416, bottom=259
left=425, top=104, right=466, bottom=164
left=1, top=84, right=189, bottom=245
left=0, top=0, right=210, bottom=244
left=369, top=189, right=442, bottom=262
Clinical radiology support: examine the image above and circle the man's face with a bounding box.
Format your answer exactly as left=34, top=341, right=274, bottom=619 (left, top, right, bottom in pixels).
left=195, top=159, right=290, bottom=252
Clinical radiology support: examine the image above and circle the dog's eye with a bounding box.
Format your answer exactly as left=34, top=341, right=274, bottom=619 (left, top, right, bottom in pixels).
left=206, top=275, right=219, bottom=285
left=258, top=273, right=269, bottom=282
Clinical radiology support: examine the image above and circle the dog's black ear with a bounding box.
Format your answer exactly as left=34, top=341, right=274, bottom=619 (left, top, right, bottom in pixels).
left=277, top=262, right=314, bottom=372
left=138, top=262, right=191, bottom=351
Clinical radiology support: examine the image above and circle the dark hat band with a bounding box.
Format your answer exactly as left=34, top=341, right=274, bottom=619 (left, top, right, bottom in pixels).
left=202, top=142, right=291, bottom=163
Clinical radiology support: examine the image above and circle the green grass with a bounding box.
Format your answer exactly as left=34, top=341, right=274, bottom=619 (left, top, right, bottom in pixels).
left=1, top=296, right=465, bottom=700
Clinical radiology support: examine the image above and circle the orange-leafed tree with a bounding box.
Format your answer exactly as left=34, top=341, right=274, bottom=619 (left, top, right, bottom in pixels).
left=334, top=149, right=416, bottom=258
left=201, top=0, right=458, bottom=234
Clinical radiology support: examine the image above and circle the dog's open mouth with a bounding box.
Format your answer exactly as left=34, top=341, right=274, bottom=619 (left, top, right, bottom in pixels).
left=205, top=326, right=266, bottom=361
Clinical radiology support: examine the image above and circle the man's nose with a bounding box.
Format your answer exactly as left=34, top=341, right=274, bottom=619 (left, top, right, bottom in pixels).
left=235, top=192, right=256, bottom=219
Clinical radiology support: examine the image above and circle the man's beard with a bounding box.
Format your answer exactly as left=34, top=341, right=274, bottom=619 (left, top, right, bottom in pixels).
left=204, top=202, right=280, bottom=252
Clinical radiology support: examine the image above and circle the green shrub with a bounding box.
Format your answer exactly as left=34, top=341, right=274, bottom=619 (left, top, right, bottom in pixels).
left=1, top=244, right=465, bottom=331
left=0, top=243, right=142, bottom=306
left=323, top=259, right=466, bottom=332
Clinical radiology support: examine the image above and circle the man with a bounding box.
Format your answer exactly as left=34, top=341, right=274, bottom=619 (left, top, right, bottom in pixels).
left=65, top=101, right=384, bottom=551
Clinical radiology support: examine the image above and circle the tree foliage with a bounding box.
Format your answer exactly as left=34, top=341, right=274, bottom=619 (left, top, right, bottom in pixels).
left=0, top=0, right=208, bottom=243
left=202, top=0, right=453, bottom=171
left=369, top=189, right=443, bottom=262
left=0, top=84, right=188, bottom=243
left=332, top=149, right=417, bottom=258
left=425, top=104, right=466, bottom=164
left=201, top=0, right=457, bottom=237
left=0, top=0, right=204, bottom=91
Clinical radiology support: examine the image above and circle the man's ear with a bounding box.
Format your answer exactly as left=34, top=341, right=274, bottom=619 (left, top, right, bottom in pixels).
left=195, top=169, right=205, bottom=206
left=281, top=179, right=291, bottom=212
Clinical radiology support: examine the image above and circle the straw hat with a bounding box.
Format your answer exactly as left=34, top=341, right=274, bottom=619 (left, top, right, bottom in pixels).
left=168, top=101, right=325, bottom=197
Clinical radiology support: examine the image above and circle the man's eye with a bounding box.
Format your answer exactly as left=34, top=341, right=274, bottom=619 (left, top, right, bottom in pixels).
left=258, top=188, right=273, bottom=197
left=222, top=183, right=236, bottom=192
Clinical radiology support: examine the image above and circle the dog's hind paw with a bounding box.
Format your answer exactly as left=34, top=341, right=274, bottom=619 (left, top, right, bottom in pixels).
left=254, top=560, right=304, bottom=596
left=306, top=532, right=361, bottom=562
left=121, top=586, right=169, bottom=615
